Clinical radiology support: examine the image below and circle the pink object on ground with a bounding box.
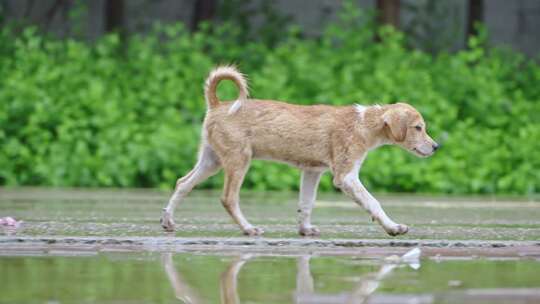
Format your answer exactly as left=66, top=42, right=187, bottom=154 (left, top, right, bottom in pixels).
left=0, top=216, right=22, bottom=227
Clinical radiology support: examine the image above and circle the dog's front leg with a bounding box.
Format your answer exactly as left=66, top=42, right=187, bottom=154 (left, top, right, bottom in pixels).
left=336, top=166, right=408, bottom=236
left=298, top=171, right=322, bottom=236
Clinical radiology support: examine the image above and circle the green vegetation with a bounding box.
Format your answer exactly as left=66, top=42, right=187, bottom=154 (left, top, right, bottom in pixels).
left=1, top=3, right=539, bottom=194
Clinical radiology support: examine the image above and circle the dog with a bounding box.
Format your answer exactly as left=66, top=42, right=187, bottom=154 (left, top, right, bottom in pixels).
left=161, top=66, right=438, bottom=237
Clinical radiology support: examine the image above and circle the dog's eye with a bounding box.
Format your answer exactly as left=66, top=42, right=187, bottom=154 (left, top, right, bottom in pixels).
left=415, top=125, right=422, bottom=131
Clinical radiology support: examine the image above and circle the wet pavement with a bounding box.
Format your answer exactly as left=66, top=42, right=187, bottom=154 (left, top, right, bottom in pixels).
left=2, top=188, right=540, bottom=241
left=1, top=188, right=540, bottom=303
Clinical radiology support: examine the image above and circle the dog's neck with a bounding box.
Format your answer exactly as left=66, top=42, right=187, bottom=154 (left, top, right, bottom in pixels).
left=354, top=104, right=393, bottom=150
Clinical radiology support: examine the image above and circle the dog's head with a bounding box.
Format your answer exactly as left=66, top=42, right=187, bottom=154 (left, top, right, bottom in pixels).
left=382, top=103, right=438, bottom=158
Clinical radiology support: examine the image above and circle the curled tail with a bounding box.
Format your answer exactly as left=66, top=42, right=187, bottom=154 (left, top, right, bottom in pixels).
left=204, top=65, right=249, bottom=114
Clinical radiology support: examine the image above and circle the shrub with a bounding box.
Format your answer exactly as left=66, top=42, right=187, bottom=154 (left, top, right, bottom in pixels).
left=0, top=4, right=539, bottom=195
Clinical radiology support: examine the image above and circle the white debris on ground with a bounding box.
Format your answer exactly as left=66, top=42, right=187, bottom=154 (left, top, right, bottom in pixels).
left=385, top=247, right=422, bottom=269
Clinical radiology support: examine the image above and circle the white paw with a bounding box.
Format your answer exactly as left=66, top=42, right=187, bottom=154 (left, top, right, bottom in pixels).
left=299, top=225, right=321, bottom=236
left=160, top=211, right=175, bottom=232
left=385, top=224, right=409, bottom=236
left=243, top=226, right=264, bottom=236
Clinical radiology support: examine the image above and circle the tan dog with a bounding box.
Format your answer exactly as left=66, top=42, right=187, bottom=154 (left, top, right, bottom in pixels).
left=161, top=66, right=438, bottom=237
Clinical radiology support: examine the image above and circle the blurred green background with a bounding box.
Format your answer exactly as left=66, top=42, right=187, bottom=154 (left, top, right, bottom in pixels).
left=1, top=0, right=539, bottom=195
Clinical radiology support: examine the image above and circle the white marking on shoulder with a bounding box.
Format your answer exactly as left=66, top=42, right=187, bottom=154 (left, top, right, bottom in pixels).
left=355, top=104, right=382, bottom=121
left=355, top=104, right=367, bottom=119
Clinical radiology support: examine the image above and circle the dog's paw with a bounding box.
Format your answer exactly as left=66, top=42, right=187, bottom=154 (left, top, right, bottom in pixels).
left=160, top=212, right=175, bottom=232
left=385, top=224, right=409, bottom=236
left=243, top=226, right=264, bottom=236
left=299, top=226, right=321, bottom=237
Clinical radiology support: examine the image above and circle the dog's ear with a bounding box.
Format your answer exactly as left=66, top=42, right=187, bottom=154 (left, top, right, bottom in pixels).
left=382, top=110, right=407, bottom=142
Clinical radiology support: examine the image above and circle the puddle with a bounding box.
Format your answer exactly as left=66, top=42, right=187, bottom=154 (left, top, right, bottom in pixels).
left=2, top=251, right=540, bottom=303
left=1, top=188, right=540, bottom=303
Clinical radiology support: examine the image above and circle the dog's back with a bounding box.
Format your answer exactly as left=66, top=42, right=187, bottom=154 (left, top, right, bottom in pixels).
left=205, top=99, right=355, bottom=169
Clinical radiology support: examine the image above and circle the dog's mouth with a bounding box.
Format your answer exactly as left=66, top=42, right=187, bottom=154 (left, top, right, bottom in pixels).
left=412, top=148, right=430, bottom=157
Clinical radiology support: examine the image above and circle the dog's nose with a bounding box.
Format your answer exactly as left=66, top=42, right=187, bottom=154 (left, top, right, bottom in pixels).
left=432, top=143, right=439, bottom=151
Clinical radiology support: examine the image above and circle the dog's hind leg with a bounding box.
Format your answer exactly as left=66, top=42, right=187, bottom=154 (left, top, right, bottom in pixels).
left=298, top=170, right=322, bottom=236
left=161, top=144, right=221, bottom=232
left=220, top=150, right=262, bottom=236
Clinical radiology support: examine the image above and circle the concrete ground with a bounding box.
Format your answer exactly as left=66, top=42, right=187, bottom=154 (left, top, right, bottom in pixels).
left=1, top=187, right=539, bottom=255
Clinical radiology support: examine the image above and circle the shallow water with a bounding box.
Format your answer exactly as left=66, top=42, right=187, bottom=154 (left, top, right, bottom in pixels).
left=1, top=188, right=540, bottom=303
left=2, top=251, right=540, bottom=304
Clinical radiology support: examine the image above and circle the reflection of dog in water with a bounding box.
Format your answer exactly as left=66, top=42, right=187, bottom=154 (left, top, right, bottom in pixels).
left=161, top=253, right=202, bottom=304
left=160, top=66, right=438, bottom=237
left=161, top=248, right=421, bottom=304
left=161, top=253, right=251, bottom=304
